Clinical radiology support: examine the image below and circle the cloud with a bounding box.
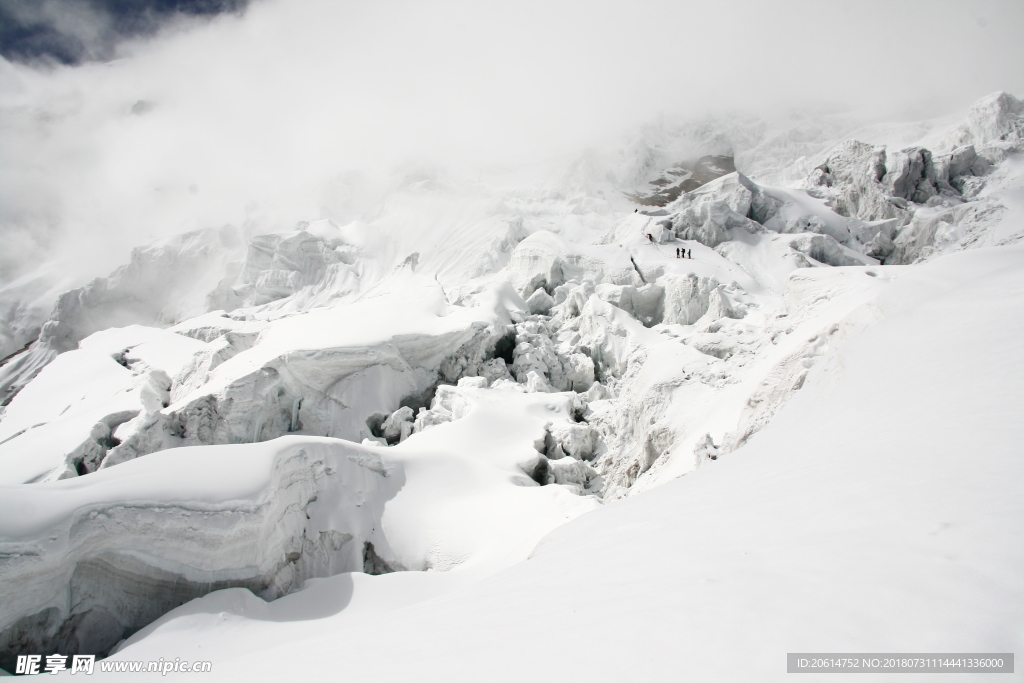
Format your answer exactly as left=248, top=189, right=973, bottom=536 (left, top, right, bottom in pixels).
left=1, top=0, right=1023, bottom=284
left=0, top=0, right=248, bottom=64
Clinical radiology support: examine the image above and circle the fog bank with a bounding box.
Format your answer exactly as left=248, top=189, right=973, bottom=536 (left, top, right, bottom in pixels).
left=1, top=0, right=1022, bottom=283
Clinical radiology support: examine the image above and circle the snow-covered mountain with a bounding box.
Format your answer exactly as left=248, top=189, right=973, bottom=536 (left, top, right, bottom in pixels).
left=0, top=91, right=1022, bottom=680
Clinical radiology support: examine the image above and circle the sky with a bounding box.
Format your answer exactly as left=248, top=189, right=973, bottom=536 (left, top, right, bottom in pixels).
left=0, top=0, right=248, bottom=65
left=1, top=0, right=1023, bottom=284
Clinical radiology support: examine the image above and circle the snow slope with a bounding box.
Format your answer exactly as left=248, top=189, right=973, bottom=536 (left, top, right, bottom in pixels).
left=104, top=244, right=1024, bottom=683
left=1, top=93, right=1023, bottom=677
left=0, top=381, right=599, bottom=669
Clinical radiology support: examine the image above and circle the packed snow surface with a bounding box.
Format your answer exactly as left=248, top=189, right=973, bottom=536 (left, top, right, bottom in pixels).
left=1, top=92, right=1023, bottom=679
left=99, top=244, right=1024, bottom=683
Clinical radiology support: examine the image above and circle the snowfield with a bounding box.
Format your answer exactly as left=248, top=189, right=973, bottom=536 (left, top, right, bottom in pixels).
left=101, top=244, right=1024, bottom=683
left=0, top=91, right=1022, bottom=680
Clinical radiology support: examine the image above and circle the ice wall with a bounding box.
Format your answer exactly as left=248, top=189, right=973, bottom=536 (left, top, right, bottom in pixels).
left=0, top=437, right=399, bottom=669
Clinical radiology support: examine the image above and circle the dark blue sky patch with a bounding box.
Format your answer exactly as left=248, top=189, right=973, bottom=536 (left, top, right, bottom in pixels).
left=0, top=0, right=249, bottom=65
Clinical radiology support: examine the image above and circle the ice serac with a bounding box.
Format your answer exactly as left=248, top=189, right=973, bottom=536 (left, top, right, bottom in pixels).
left=804, top=140, right=908, bottom=225
left=0, top=227, right=245, bottom=409
left=660, top=274, right=718, bottom=325
left=665, top=173, right=759, bottom=247
left=508, top=230, right=640, bottom=296
left=0, top=326, right=222, bottom=485
left=107, top=309, right=495, bottom=471
left=207, top=226, right=363, bottom=312
left=102, top=276, right=509, bottom=468
left=594, top=283, right=664, bottom=327
left=0, top=275, right=520, bottom=486
left=937, top=91, right=1024, bottom=151
left=0, top=367, right=603, bottom=670
left=795, top=92, right=1024, bottom=264
left=0, top=223, right=375, bottom=413
left=0, top=437, right=399, bottom=671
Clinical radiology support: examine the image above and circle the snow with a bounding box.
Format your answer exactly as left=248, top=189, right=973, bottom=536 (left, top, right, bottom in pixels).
left=90, top=243, right=1024, bottom=682
left=1, top=92, right=1023, bottom=678
left=0, top=381, right=599, bottom=666
left=0, top=349, right=138, bottom=484
left=0, top=326, right=210, bottom=485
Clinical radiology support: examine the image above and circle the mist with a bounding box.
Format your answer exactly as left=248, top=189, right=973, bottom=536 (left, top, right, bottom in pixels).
left=1, top=0, right=1022, bottom=285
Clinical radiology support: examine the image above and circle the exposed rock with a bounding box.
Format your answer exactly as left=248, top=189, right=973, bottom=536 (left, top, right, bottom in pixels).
left=626, top=155, right=737, bottom=207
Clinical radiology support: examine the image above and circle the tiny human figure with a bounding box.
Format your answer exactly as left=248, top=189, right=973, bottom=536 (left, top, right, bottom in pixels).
left=688, top=248, right=692, bottom=259
left=647, top=233, right=653, bottom=242
left=676, top=247, right=680, bottom=258
left=634, top=208, right=638, bottom=213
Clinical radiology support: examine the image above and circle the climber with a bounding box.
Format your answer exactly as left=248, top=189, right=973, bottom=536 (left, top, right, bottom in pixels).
left=647, top=233, right=653, bottom=242
left=688, top=248, right=692, bottom=259
left=676, top=247, right=680, bottom=258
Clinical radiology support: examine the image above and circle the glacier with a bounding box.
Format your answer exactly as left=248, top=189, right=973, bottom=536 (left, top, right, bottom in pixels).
left=0, top=89, right=1022, bottom=680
